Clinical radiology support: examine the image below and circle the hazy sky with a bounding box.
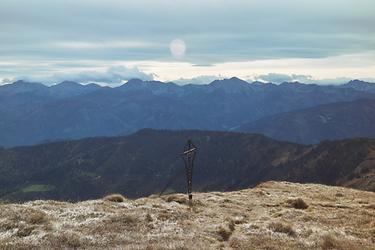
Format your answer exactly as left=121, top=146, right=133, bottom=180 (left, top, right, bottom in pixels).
left=0, top=0, right=374, bottom=85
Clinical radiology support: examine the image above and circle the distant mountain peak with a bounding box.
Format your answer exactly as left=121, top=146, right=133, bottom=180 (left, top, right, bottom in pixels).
left=117, top=79, right=179, bottom=95
left=58, top=81, right=81, bottom=86
left=229, top=76, right=244, bottom=82
left=13, top=80, right=26, bottom=84
left=280, top=81, right=303, bottom=85
left=85, top=83, right=102, bottom=88
left=126, top=78, right=144, bottom=85
left=125, top=79, right=172, bottom=86
left=8, top=80, right=47, bottom=90
left=122, top=79, right=166, bottom=87
left=251, top=81, right=268, bottom=85
left=12, top=80, right=43, bottom=86
left=348, top=79, right=368, bottom=85
left=344, top=79, right=375, bottom=92
left=51, top=81, right=102, bottom=91
left=210, top=77, right=249, bottom=85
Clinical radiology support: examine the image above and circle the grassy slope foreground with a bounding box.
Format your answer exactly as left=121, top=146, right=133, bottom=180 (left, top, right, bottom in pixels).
left=0, top=181, right=374, bottom=250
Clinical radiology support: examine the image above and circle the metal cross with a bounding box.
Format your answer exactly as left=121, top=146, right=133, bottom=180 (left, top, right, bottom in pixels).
left=181, top=139, right=197, bottom=202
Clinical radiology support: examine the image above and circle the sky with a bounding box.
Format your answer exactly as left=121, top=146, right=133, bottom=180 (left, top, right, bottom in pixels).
left=0, top=0, right=374, bottom=85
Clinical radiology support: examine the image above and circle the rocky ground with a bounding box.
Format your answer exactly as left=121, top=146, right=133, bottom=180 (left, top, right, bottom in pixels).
left=0, top=181, right=374, bottom=249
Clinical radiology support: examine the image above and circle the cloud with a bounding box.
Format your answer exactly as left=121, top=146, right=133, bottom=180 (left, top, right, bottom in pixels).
left=53, top=41, right=159, bottom=49
left=0, top=78, right=12, bottom=85
left=0, top=0, right=374, bottom=83
left=173, top=75, right=223, bottom=85
left=174, top=73, right=361, bottom=86
left=254, top=73, right=313, bottom=83
left=252, top=73, right=375, bottom=85
left=17, top=66, right=154, bottom=85
left=0, top=0, right=374, bottom=65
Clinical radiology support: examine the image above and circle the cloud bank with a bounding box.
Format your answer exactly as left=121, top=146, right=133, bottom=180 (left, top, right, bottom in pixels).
left=254, top=73, right=313, bottom=83
left=173, top=75, right=223, bottom=85
left=11, top=66, right=154, bottom=85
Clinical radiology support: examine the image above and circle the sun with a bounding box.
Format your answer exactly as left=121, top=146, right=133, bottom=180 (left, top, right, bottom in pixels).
left=169, top=39, right=186, bottom=59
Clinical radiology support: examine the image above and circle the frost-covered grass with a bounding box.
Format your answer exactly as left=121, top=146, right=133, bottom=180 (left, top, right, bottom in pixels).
left=0, top=181, right=374, bottom=249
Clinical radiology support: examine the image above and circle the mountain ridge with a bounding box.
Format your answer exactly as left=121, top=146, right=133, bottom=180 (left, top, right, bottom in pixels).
left=0, top=129, right=373, bottom=202
left=236, top=98, right=375, bottom=144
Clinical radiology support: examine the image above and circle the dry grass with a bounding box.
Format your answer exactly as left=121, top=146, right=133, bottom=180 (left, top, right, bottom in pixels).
left=0, top=181, right=374, bottom=249
left=103, top=193, right=126, bottom=202
left=229, top=236, right=307, bottom=250
left=0, top=207, right=50, bottom=238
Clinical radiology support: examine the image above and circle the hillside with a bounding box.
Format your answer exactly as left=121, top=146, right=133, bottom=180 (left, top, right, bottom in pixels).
left=0, top=130, right=374, bottom=202
left=0, top=181, right=374, bottom=249
left=236, top=99, right=375, bottom=144
left=1, top=79, right=374, bottom=147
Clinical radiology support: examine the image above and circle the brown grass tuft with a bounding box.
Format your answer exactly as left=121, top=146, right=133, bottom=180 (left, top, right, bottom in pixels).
left=287, top=198, right=308, bottom=209
left=217, top=225, right=233, bottom=241
left=45, top=233, right=83, bottom=249
left=229, top=237, right=242, bottom=248
left=27, top=209, right=48, bottom=224
left=320, top=234, right=359, bottom=250
left=163, top=194, right=188, bottom=204
left=109, top=214, right=138, bottom=227
left=145, top=213, right=153, bottom=222
left=16, top=225, right=35, bottom=237
left=217, top=218, right=236, bottom=241
left=321, top=234, right=340, bottom=250
left=365, top=204, right=375, bottom=210
left=226, top=218, right=236, bottom=231
left=103, top=194, right=126, bottom=202
left=268, top=221, right=296, bottom=237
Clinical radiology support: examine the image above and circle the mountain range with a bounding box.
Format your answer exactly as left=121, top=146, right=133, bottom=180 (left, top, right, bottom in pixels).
left=1, top=129, right=373, bottom=202
left=0, top=78, right=375, bottom=147
left=236, top=98, right=375, bottom=144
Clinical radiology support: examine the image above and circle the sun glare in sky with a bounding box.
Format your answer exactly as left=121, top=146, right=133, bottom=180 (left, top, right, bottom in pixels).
left=170, top=39, right=186, bottom=60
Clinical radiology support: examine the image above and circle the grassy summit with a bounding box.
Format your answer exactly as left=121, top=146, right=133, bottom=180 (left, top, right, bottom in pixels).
left=0, top=181, right=374, bottom=249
